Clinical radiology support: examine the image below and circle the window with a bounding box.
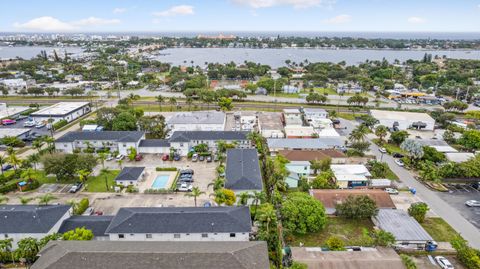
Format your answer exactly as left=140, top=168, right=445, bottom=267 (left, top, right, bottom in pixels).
left=174, top=234, right=181, bottom=239
left=230, top=233, right=236, bottom=238
left=146, top=234, right=152, bottom=239
left=118, top=234, right=125, bottom=239
left=202, top=233, right=208, bottom=238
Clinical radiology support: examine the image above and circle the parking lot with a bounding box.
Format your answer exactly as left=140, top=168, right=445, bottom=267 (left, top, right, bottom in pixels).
left=0, top=117, right=51, bottom=138
left=438, top=183, right=480, bottom=229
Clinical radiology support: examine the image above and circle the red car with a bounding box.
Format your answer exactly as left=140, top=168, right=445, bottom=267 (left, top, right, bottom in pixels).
left=135, top=154, right=143, bottom=161
left=161, top=154, right=169, bottom=161
left=1, top=119, right=16, bottom=125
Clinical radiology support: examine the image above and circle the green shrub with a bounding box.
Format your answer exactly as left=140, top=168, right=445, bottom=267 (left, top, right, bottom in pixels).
left=326, top=236, right=345, bottom=251
left=53, top=119, right=68, bottom=130
left=451, top=236, right=480, bottom=269
left=126, top=185, right=138, bottom=193
left=400, top=254, right=417, bottom=269
left=74, top=198, right=89, bottom=215
left=155, top=167, right=177, bottom=171
left=0, top=180, right=20, bottom=194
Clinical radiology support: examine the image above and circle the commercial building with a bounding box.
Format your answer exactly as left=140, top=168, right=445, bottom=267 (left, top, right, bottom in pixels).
left=331, top=164, right=371, bottom=188
left=257, top=112, right=284, bottom=138
left=225, top=149, right=263, bottom=201
left=32, top=241, right=270, bottom=269
left=105, top=207, right=252, bottom=241
left=0, top=205, right=71, bottom=249
left=55, top=131, right=145, bottom=155
left=370, top=110, right=435, bottom=131
left=167, top=111, right=226, bottom=132
left=373, top=209, right=435, bottom=249
left=303, top=108, right=328, bottom=122
left=0, top=128, right=30, bottom=140
left=31, top=102, right=91, bottom=123
left=284, top=125, right=317, bottom=138
left=0, top=103, right=30, bottom=119
left=114, top=167, right=146, bottom=187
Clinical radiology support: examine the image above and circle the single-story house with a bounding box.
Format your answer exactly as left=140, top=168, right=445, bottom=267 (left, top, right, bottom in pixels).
left=58, top=215, right=114, bottom=240
left=370, top=110, right=435, bottom=131
left=373, top=209, right=435, bottom=249
left=267, top=137, right=346, bottom=154
left=415, top=139, right=458, bottom=153
left=114, top=167, right=146, bottom=187
left=105, top=206, right=252, bottom=241
left=0, top=205, right=71, bottom=249
left=225, top=149, right=263, bottom=201
left=445, top=152, right=475, bottom=163
left=310, top=189, right=396, bottom=214
left=32, top=241, right=270, bottom=269
left=331, top=164, right=371, bottom=189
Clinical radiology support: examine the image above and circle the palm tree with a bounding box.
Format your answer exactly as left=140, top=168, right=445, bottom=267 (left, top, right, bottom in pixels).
left=98, top=153, right=107, bottom=169
left=156, top=95, right=165, bottom=112
left=0, top=155, right=5, bottom=175
left=209, top=189, right=227, bottom=206
left=43, top=136, right=55, bottom=152
left=251, top=191, right=264, bottom=221
left=0, top=195, right=9, bottom=205
left=0, top=238, right=15, bottom=265
left=309, top=160, right=322, bottom=175
left=349, top=125, right=370, bottom=143
left=169, top=97, right=177, bottom=111
left=185, top=187, right=205, bottom=207
left=186, top=97, right=194, bottom=111
left=6, top=147, right=21, bottom=171
left=237, top=192, right=252, bottom=206
left=21, top=168, right=36, bottom=182
left=37, top=194, right=57, bottom=206
left=374, top=125, right=389, bottom=143
left=32, top=139, right=44, bottom=154
left=27, top=153, right=40, bottom=170
left=117, top=159, right=123, bottom=169
left=77, top=169, right=91, bottom=186
left=207, top=177, right=225, bottom=191
left=257, top=205, right=276, bottom=234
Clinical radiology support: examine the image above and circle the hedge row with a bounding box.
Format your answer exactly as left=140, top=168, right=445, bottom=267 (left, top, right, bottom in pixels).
left=53, top=119, right=68, bottom=130
left=155, top=167, right=177, bottom=171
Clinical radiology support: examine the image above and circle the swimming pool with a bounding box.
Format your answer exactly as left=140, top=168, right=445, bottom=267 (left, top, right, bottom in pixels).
left=151, top=175, right=170, bottom=189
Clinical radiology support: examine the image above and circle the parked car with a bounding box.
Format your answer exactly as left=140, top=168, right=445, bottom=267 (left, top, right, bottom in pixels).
left=179, top=177, right=194, bottom=183
left=1, top=119, right=16, bottom=125
left=22, top=136, right=34, bottom=142
left=161, top=154, right=169, bottom=161
left=179, top=173, right=193, bottom=178
left=191, top=153, right=198, bottom=162
left=82, top=207, right=94, bottom=216
left=177, top=183, right=193, bottom=192
left=134, top=154, right=143, bottom=161
left=23, top=120, right=36, bottom=127
left=465, top=200, right=480, bottom=207
left=180, top=169, right=194, bottom=175
left=69, top=182, right=83, bottom=193
left=394, top=159, right=404, bottom=167
left=214, top=155, right=219, bottom=162
left=173, top=154, right=181, bottom=161
left=378, top=147, right=387, bottom=154
left=393, top=153, right=404, bottom=158
left=199, top=155, right=205, bottom=161
left=115, top=154, right=125, bottom=161
left=435, top=256, right=454, bottom=269
left=94, top=211, right=104, bottom=216
left=106, top=155, right=114, bottom=161
left=35, top=122, right=46, bottom=128
left=1, top=164, right=13, bottom=172
left=206, top=156, right=212, bottom=162
left=385, top=188, right=399, bottom=195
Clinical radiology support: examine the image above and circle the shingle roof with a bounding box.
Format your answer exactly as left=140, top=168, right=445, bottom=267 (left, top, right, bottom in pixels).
left=58, top=216, right=114, bottom=237
left=374, top=209, right=433, bottom=242
left=105, top=206, right=251, bottom=234
left=114, top=167, right=145, bottom=182
left=55, top=131, right=144, bottom=143
left=267, top=137, right=346, bottom=150
left=279, top=149, right=346, bottom=162
left=310, top=189, right=396, bottom=213
left=169, top=131, right=249, bottom=143
left=167, top=111, right=226, bottom=125
left=32, top=241, right=270, bottom=269
left=225, top=149, right=263, bottom=191
left=139, top=139, right=170, bottom=147
left=0, top=205, right=71, bottom=233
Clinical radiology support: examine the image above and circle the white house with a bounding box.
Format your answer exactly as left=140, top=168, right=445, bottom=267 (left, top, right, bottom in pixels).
left=31, top=102, right=91, bottom=123
left=105, top=207, right=252, bottom=242
left=55, top=131, right=145, bottom=155
left=303, top=108, right=328, bottom=123
left=331, top=164, right=371, bottom=189
left=370, top=110, right=435, bottom=131
left=0, top=205, right=71, bottom=249
left=167, top=111, right=226, bottom=132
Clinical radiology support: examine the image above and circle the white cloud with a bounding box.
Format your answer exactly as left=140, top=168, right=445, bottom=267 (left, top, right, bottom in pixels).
left=232, top=0, right=335, bottom=9
left=323, top=14, right=351, bottom=24
left=71, top=17, right=120, bottom=26
left=14, top=16, right=120, bottom=31
left=153, top=5, right=195, bottom=17
left=407, top=16, right=426, bottom=24
left=113, top=7, right=127, bottom=14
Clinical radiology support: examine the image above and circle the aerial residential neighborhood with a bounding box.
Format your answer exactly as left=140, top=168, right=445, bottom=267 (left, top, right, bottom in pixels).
left=1, top=1, right=480, bottom=269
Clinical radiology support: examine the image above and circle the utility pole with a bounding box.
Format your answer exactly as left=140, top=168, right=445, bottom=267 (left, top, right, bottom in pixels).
left=116, top=71, right=121, bottom=100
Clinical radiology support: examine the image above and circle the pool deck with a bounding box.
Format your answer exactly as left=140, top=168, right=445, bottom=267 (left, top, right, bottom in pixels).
left=138, top=168, right=177, bottom=193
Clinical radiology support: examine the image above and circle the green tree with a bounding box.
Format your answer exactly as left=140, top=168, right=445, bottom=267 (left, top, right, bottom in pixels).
left=459, top=130, right=480, bottom=151
left=290, top=262, right=308, bottom=269
left=408, top=202, right=429, bottom=223
left=237, top=192, right=252, bottom=206
left=372, top=230, right=396, bottom=246
left=374, top=125, right=389, bottom=143
left=389, top=130, right=409, bottom=145
left=401, top=139, right=425, bottom=160
left=326, top=236, right=345, bottom=251
left=450, top=235, right=480, bottom=269
left=207, top=177, right=225, bottom=191
left=62, top=227, right=94, bottom=240
left=0, top=238, right=15, bottom=265
left=335, top=195, right=378, bottom=219
left=156, top=95, right=165, bottom=111
left=418, top=161, right=441, bottom=182
left=311, top=170, right=336, bottom=189
left=15, top=237, right=39, bottom=264
left=210, top=188, right=236, bottom=206
left=137, top=115, right=168, bottom=139
left=218, top=97, right=234, bottom=111
left=77, top=169, right=91, bottom=185
left=400, top=254, right=418, bottom=269
left=184, top=187, right=205, bottom=207
left=280, top=192, right=327, bottom=235
left=37, top=194, right=57, bottom=206
left=112, top=111, right=137, bottom=131
left=422, top=146, right=446, bottom=163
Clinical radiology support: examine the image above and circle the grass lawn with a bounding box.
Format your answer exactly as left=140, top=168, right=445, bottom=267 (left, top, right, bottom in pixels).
left=337, top=112, right=356, bottom=120
left=288, top=217, right=374, bottom=247
left=372, top=139, right=406, bottom=155
left=84, top=170, right=120, bottom=192
left=421, top=218, right=460, bottom=242
left=385, top=168, right=399, bottom=181
left=314, top=88, right=337, bottom=95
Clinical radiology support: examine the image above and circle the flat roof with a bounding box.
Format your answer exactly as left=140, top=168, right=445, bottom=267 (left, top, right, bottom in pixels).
left=31, top=102, right=89, bottom=117
left=167, top=111, right=225, bottom=125
left=445, top=152, right=475, bottom=163
left=331, top=164, right=371, bottom=177
left=258, top=112, right=284, bottom=130
left=0, top=128, right=30, bottom=139
left=374, top=209, right=433, bottom=242
left=370, top=110, right=434, bottom=122
left=0, top=106, right=30, bottom=119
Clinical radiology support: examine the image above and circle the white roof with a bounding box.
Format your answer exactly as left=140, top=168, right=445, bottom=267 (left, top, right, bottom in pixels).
left=0, top=106, right=30, bottom=119
left=370, top=110, right=435, bottom=122
left=283, top=108, right=301, bottom=114
left=167, top=111, right=225, bottom=125
left=331, top=164, right=371, bottom=177
left=335, top=174, right=368, bottom=182
left=284, top=126, right=316, bottom=136
left=31, top=102, right=89, bottom=117
left=317, top=128, right=340, bottom=137
left=82, top=125, right=99, bottom=131
left=303, top=108, right=327, bottom=114
left=445, top=152, right=475, bottom=163
left=0, top=128, right=30, bottom=139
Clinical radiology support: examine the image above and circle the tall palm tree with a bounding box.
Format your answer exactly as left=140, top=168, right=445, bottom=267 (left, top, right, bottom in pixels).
left=6, top=148, right=21, bottom=171
left=309, top=160, right=322, bottom=175
left=237, top=192, right=252, bottom=206
left=27, top=153, right=40, bottom=170
left=98, top=153, right=107, bottom=169
left=251, top=191, right=264, bottom=221
left=349, top=125, right=370, bottom=143
left=169, top=97, right=177, bottom=111
left=37, top=194, right=57, bottom=206
left=156, top=95, right=165, bottom=112
left=209, top=190, right=227, bottom=206
left=207, top=177, right=225, bottom=191
left=32, top=139, right=44, bottom=154
left=185, top=187, right=205, bottom=207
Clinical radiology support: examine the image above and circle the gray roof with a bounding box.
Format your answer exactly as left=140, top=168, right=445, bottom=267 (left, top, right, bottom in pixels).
left=105, top=206, right=251, bottom=234
left=58, top=216, right=114, bottom=237
left=33, top=241, right=269, bottom=269
left=374, top=209, right=433, bottom=242
left=139, top=139, right=170, bottom=147
left=267, top=137, right=346, bottom=150
left=169, top=131, right=249, bottom=143
left=225, top=149, right=263, bottom=191
left=0, top=205, right=71, bottom=234
left=114, top=167, right=145, bottom=182
left=55, top=131, right=144, bottom=143
left=167, top=111, right=225, bottom=125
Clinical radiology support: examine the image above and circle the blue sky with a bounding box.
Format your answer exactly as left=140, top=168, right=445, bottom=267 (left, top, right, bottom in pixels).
left=1, top=0, right=480, bottom=32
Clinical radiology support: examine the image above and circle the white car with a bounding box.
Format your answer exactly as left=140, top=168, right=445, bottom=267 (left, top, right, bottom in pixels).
left=82, top=207, right=94, bottom=216
left=435, top=256, right=454, bottom=269
left=106, top=155, right=114, bottom=161
left=465, top=200, right=480, bottom=207
left=378, top=147, right=387, bottom=153
left=394, top=159, right=404, bottom=167
left=23, top=121, right=36, bottom=127
left=385, top=188, right=399, bottom=195
left=35, top=122, right=46, bottom=128
left=177, top=183, right=193, bottom=192
left=115, top=154, right=125, bottom=161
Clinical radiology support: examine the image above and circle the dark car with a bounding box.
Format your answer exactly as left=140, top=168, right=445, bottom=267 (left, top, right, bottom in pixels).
left=173, top=154, right=181, bottom=161
left=1, top=164, right=13, bottom=172
left=179, top=174, right=193, bottom=179
left=180, top=169, right=194, bottom=175
left=393, top=153, right=404, bottom=158
left=179, top=177, right=194, bottom=183
left=135, top=154, right=143, bottom=161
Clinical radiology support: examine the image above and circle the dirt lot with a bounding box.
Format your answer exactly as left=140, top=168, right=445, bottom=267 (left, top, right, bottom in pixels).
left=390, top=191, right=438, bottom=217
